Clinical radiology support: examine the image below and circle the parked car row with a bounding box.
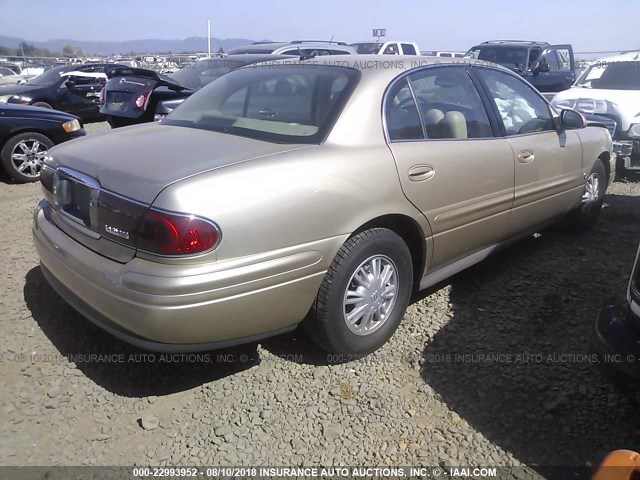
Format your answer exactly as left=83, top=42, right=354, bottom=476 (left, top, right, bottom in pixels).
left=0, top=63, right=116, bottom=119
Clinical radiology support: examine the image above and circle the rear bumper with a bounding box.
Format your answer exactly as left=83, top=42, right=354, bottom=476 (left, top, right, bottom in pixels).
left=33, top=199, right=333, bottom=351
left=591, top=305, right=640, bottom=386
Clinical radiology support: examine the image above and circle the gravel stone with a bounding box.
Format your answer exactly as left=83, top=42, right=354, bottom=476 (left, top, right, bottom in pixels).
left=140, top=416, right=159, bottom=431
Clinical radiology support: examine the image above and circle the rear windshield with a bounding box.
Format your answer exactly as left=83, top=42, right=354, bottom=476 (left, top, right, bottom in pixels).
left=466, top=46, right=529, bottom=70
left=351, top=43, right=383, bottom=54
left=163, top=64, right=360, bottom=144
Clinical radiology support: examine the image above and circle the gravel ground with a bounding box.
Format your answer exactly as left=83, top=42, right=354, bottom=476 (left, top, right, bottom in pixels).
left=1, top=121, right=639, bottom=478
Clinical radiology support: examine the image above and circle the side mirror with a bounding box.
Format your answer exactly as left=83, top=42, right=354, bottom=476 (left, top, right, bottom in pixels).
left=64, top=79, right=75, bottom=89
left=560, top=108, right=587, bottom=129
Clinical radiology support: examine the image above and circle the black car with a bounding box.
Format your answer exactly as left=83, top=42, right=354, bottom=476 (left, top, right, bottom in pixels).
left=466, top=40, right=577, bottom=95
left=0, top=104, right=85, bottom=183
left=592, top=241, right=640, bottom=394
left=0, top=64, right=122, bottom=120
left=100, top=54, right=293, bottom=127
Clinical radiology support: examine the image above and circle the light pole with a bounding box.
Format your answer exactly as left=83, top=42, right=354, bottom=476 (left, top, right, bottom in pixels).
left=208, top=20, right=212, bottom=58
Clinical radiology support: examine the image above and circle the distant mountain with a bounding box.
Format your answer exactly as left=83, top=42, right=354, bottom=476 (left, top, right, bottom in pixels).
left=0, top=35, right=262, bottom=55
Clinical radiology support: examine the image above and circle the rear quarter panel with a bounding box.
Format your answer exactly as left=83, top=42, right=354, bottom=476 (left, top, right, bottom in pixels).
left=150, top=144, right=431, bottom=268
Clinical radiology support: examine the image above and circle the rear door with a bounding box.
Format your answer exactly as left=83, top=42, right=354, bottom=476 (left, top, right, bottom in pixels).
left=474, top=67, right=583, bottom=235
left=385, top=66, right=515, bottom=269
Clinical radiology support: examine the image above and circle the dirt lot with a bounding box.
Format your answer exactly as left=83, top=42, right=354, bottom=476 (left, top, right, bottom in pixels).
left=1, top=122, right=639, bottom=478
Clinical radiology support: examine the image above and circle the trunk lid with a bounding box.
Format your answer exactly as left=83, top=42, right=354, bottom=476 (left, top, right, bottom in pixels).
left=46, top=123, right=306, bottom=204
left=42, top=123, right=309, bottom=262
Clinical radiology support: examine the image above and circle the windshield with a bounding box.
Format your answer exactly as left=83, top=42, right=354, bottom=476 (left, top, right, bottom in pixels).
left=466, top=46, right=530, bottom=69
left=168, top=59, right=248, bottom=90
left=163, top=64, right=360, bottom=144
left=25, top=67, right=67, bottom=87
left=575, top=61, right=640, bottom=90
left=350, top=43, right=383, bottom=54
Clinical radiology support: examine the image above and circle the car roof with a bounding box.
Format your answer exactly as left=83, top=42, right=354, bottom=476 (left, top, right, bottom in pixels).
left=472, top=40, right=550, bottom=47
left=595, top=51, right=640, bottom=63
left=246, top=54, right=512, bottom=82
left=228, top=42, right=354, bottom=54
left=351, top=41, right=417, bottom=44
left=209, top=53, right=295, bottom=62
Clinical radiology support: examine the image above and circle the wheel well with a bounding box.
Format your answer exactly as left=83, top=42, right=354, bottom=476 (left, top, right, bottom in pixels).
left=352, top=214, right=426, bottom=290
left=598, top=152, right=611, bottom=183
left=7, top=129, right=53, bottom=142
left=1, top=129, right=53, bottom=153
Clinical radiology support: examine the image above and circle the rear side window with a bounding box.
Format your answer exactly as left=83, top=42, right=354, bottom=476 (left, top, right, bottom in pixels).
left=163, top=65, right=360, bottom=144
left=385, top=78, right=424, bottom=141
left=401, top=44, right=417, bottom=55
left=407, top=68, right=493, bottom=139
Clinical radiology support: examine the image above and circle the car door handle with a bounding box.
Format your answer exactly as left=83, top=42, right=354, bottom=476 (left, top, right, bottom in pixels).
left=408, top=165, right=435, bottom=181
left=518, top=150, right=535, bottom=163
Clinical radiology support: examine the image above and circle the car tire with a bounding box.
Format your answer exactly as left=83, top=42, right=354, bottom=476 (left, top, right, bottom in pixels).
left=0, top=132, right=53, bottom=183
left=304, top=228, right=413, bottom=356
left=566, top=159, right=607, bottom=231
left=32, top=102, right=53, bottom=109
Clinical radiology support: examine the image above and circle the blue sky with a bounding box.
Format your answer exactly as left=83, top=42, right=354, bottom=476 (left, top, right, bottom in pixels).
left=0, top=0, right=638, bottom=52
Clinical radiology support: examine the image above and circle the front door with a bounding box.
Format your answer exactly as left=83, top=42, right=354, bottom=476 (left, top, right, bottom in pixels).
left=474, top=67, right=583, bottom=234
left=530, top=45, right=577, bottom=93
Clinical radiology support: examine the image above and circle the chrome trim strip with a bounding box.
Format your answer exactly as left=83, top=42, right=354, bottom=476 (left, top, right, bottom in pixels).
left=57, top=167, right=101, bottom=190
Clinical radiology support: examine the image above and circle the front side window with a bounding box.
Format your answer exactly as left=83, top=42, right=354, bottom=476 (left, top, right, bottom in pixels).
left=538, top=50, right=560, bottom=70
left=407, top=67, right=493, bottom=139
left=163, top=65, right=360, bottom=144
left=477, top=68, right=555, bottom=135
left=383, top=43, right=399, bottom=55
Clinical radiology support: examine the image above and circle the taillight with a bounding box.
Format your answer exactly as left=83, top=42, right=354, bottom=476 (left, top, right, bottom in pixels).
left=136, top=209, right=220, bottom=256
left=134, top=90, right=151, bottom=110
left=99, top=88, right=105, bottom=105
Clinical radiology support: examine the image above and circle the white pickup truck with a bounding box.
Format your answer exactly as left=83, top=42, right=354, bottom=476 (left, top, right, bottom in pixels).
left=551, top=51, right=640, bottom=171
left=349, top=41, right=420, bottom=55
